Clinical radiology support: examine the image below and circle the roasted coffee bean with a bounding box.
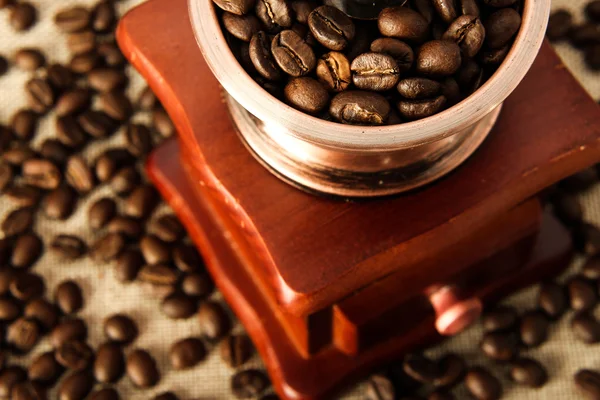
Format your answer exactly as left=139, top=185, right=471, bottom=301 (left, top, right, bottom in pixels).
left=24, top=298, right=59, bottom=331
left=575, top=369, right=600, bottom=399
left=104, top=314, right=138, bottom=344
left=378, top=6, right=428, bottom=43
left=485, top=8, right=521, bottom=49
left=137, top=86, right=158, bottom=111
left=249, top=31, right=282, bottom=81
left=90, top=233, right=126, bottom=263
left=170, top=337, right=206, bottom=369
left=66, top=156, right=95, bottom=194
left=182, top=271, right=214, bottom=298
left=50, top=235, right=86, bottom=260
left=398, top=96, right=446, bottom=120
left=5, top=186, right=41, bottom=207
left=140, top=235, right=171, bottom=265
left=308, top=5, right=355, bottom=50
left=11, top=233, right=43, bottom=269
left=174, top=244, right=203, bottom=272
left=3, top=143, right=36, bottom=166
left=11, top=109, right=38, bottom=141
left=223, top=12, right=261, bottom=42
left=69, top=51, right=101, bottom=74
left=330, top=91, right=390, bottom=125
left=22, top=159, right=62, bottom=190
left=14, top=48, right=45, bottom=71
left=351, top=52, right=399, bottom=91
left=47, top=64, right=75, bottom=91
left=552, top=192, right=583, bottom=226
left=2, top=207, right=34, bottom=237
left=538, top=282, right=567, bottom=319
left=231, top=369, right=269, bottom=399
left=28, top=351, right=64, bottom=385
left=271, top=30, right=316, bottom=77
left=0, top=366, right=27, bottom=398
left=162, top=294, right=198, bottom=319
left=138, top=264, right=179, bottom=286
left=571, top=312, right=600, bottom=344
left=56, top=116, right=87, bottom=149
left=94, top=342, right=125, bottom=383
left=58, top=370, right=94, bottom=400
left=434, top=353, right=465, bottom=389
left=55, top=280, right=83, bottom=315
left=413, top=0, right=435, bottom=23
left=88, top=388, right=120, bottom=400
left=10, top=272, right=45, bottom=302
left=256, top=0, right=293, bottom=32
left=7, top=317, right=40, bottom=352
left=284, top=77, right=329, bottom=114
left=573, top=223, right=600, bottom=255
left=151, top=214, right=185, bottom=243
left=92, top=1, right=116, bottom=33
left=417, top=40, right=461, bottom=76
left=212, top=0, right=255, bottom=15
left=51, top=318, right=87, bottom=348
left=442, top=15, right=485, bottom=58
left=125, top=184, right=159, bottom=219
left=460, top=0, right=480, bottom=17
left=198, top=301, right=231, bottom=341
left=546, top=9, right=572, bottom=41
left=220, top=334, right=254, bottom=368
left=432, top=0, right=457, bottom=24
left=95, top=149, right=135, bottom=182
left=107, top=216, right=144, bottom=239
left=568, top=276, right=597, bottom=311
left=397, top=78, right=441, bottom=99
left=365, top=374, right=395, bottom=400
left=88, top=68, right=128, bottom=93
left=509, top=358, right=547, bottom=388
left=480, top=331, right=519, bottom=361
left=153, top=392, right=179, bottom=400
left=125, top=124, right=153, bottom=157
left=292, top=0, right=316, bottom=23
left=0, top=55, right=7, bottom=76
left=99, top=91, right=133, bottom=121
left=370, top=38, right=413, bottom=72
left=26, top=78, right=55, bottom=114
left=55, top=89, right=91, bottom=117
left=582, top=256, right=600, bottom=279
left=586, top=45, right=600, bottom=70
left=465, top=367, right=502, bottom=400
left=0, top=162, right=13, bottom=191
left=403, top=353, right=439, bottom=384
left=9, top=2, right=37, bottom=31
left=56, top=340, right=94, bottom=370
left=55, top=7, right=90, bottom=33
left=43, top=186, right=77, bottom=220
left=0, top=296, right=21, bottom=321
left=114, top=249, right=144, bottom=283
left=0, top=267, right=15, bottom=295
left=98, top=42, right=127, bottom=68
left=126, top=349, right=160, bottom=388
left=11, top=380, right=46, bottom=398
left=67, top=31, right=96, bottom=55
left=520, top=311, right=549, bottom=347
left=143, top=280, right=176, bottom=300
left=153, top=108, right=176, bottom=138
left=40, top=139, right=71, bottom=165
left=78, top=110, right=117, bottom=139
left=89, top=198, right=117, bottom=230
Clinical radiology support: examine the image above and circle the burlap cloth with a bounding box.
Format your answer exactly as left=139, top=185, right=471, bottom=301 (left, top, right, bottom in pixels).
left=0, top=1, right=599, bottom=398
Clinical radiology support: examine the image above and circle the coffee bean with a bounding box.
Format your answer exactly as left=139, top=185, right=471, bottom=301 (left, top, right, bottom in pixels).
left=56, top=340, right=94, bottom=370
left=51, top=318, right=87, bottom=348
left=150, top=214, right=185, bottom=243
left=538, top=282, right=567, bottom=319
left=58, top=370, right=94, bottom=400
left=0, top=55, right=7, bottom=76
left=67, top=31, right=96, bottom=55
left=40, top=139, right=72, bottom=165
left=397, top=78, right=441, bottom=99
left=0, top=366, right=27, bottom=398
left=99, top=91, right=133, bottom=121
left=272, top=30, right=316, bottom=77
left=142, top=280, right=176, bottom=300
left=442, top=15, right=485, bottom=58
left=575, top=369, right=600, bottom=399
left=97, top=41, right=126, bottom=68
left=47, top=64, right=75, bottom=91
left=198, top=301, right=232, bottom=341
left=433, top=353, right=465, bottom=389
left=465, top=367, right=502, bottom=400
left=88, top=68, right=128, bottom=93
left=125, top=124, right=153, bottom=157
left=547, top=9, right=572, bottom=41
left=55, top=7, right=90, bottom=33
left=94, top=342, right=125, bottom=383
left=0, top=267, right=16, bottom=295
left=583, top=256, right=600, bottom=279
left=284, top=77, right=329, bottom=114
left=169, top=337, right=206, bottom=369
left=10, top=272, right=45, bottom=302
left=480, top=331, right=519, bottom=361
left=573, top=223, right=600, bottom=255
left=89, top=388, right=120, bottom=400
left=152, top=108, right=176, bottom=138
left=329, top=90, right=391, bottom=125
left=104, top=314, right=138, bottom=344
left=509, top=358, right=547, bottom=388
left=114, top=249, right=144, bottom=283
left=2, top=207, right=35, bottom=237
left=11, top=233, right=43, bottom=269
left=153, top=392, right=179, bottom=400
left=182, top=271, right=214, bottom=298
left=9, top=2, right=37, bottom=31
left=402, top=353, right=439, bottom=384
left=370, top=38, right=414, bottom=73
left=162, top=294, right=198, bottom=319
left=92, top=1, right=116, bottom=34
left=55, top=89, right=91, bottom=117
left=22, top=158, right=62, bottom=190
left=398, top=96, right=446, bottom=120
left=365, top=374, right=394, bottom=400
left=88, top=198, right=117, bottom=230
left=173, top=244, right=204, bottom=272
left=571, top=312, right=600, bottom=344
left=417, top=40, right=461, bottom=76
left=107, top=216, right=144, bottom=239
left=10, top=379, right=43, bottom=400
left=586, top=45, right=600, bottom=70
left=249, top=31, right=282, bottom=81
left=50, top=235, right=86, bottom=260
left=0, top=162, right=13, bottom=192
left=10, top=109, right=38, bottom=141
left=95, top=149, right=135, bottom=182
left=56, top=116, right=87, bottom=149
left=66, top=156, right=95, bottom=194
left=220, top=334, right=254, bottom=368
left=351, top=52, right=400, bottom=91
left=5, top=186, right=41, bottom=208
left=126, top=349, right=160, bottom=388
left=485, top=8, right=521, bottom=49
left=138, top=264, right=179, bottom=286
left=69, top=51, right=101, bottom=74
left=432, top=0, right=457, bottom=24
left=14, top=48, right=45, bottom=72
left=256, top=0, right=293, bottom=32
left=78, top=110, right=118, bottom=139
left=314, top=52, right=351, bottom=93
left=28, top=351, right=64, bottom=385
left=212, top=0, right=256, bottom=15
left=90, top=233, right=125, bottom=263
left=378, top=6, right=428, bottom=42
left=43, top=186, right=77, bottom=220
left=55, top=280, right=83, bottom=315
left=231, top=369, right=269, bottom=399
left=223, top=12, right=261, bottom=42
left=24, top=298, right=59, bottom=331
left=0, top=296, right=21, bottom=322
left=568, top=276, right=597, bottom=311
left=26, top=78, right=55, bottom=114
left=7, top=317, right=40, bottom=352
left=3, top=143, right=36, bottom=166
left=124, top=184, right=159, bottom=219
left=520, top=311, right=549, bottom=347
left=306, top=5, right=354, bottom=51
left=137, top=86, right=158, bottom=111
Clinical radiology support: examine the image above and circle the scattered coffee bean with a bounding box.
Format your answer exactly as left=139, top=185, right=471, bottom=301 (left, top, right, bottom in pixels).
left=7, top=317, right=40, bottom=352
left=403, top=353, right=439, bottom=384
left=573, top=223, right=600, bottom=255
left=3, top=143, right=36, bottom=166
left=140, top=235, right=171, bottom=265
left=365, top=374, right=395, bottom=400
left=28, top=351, right=64, bottom=385
left=22, top=158, right=62, bottom=190
left=434, top=353, right=465, bottom=389
left=162, top=294, right=198, bottom=319
left=137, top=86, right=158, bottom=111
left=173, top=244, right=203, bottom=272
left=47, top=64, right=75, bottom=91
left=90, top=233, right=126, bottom=263
left=231, top=369, right=269, bottom=399
left=70, top=51, right=101, bottom=74
left=519, top=310, right=550, bottom=347
left=0, top=366, right=27, bottom=399
left=40, top=139, right=72, bottom=165
left=14, top=48, right=45, bottom=71
left=24, top=298, right=59, bottom=331
left=88, top=68, right=128, bottom=93
left=125, top=123, right=153, bottom=157
left=220, top=334, right=254, bottom=368
left=582, top=256, right=600, bottom=279
left=50, top=234, right=85, bottom=260
left=480, top=331, right=519, bottom=361
left=575, top=369, right=600, bottom=399
left=170, top=337, right=207, bottom=369
left=150, top=214, right=185, bottom=243
left=330, top=91, right=390, bottom=125
left=55, top=340, right=94, bottom=370
left=26, top=78, right=55, bottom=114
left=538, top=282, right=567, bottom=319
left=98, top=41, right=126, bottom=68
left=547, top=9, right=573, bottom=41
left=67, top=31, right=97, bottom=55
left=88, top=387, right=120, bottom=400
left=66, top=156, right=95, bottom=194
left=99, top=91, right=133, bottom=121
left=51, top=318, right=88, bottom=348
left=95, top=149, right=135, bottom=182
left=0, top=297, right=21, bottom=322
left=78, top=110, right=118, bottom=139
left=107, top=216, right=144, bottom=239
left=11, top=233, right=43, bottom=269
left=198, top=301, right=232, bottom=341
left=152, top=108, right=176, bottom=138
left=571, top=312, right=600, bottom=344
left=104, top=314, right=138, bottom=345
left=5, top=185, right=41, bottom=207
left=182, top=271, right=214, bottom=298
left=0, top=162, right=13, bottom=192
left=55, top=280, right=84, bottom=314
left=56, top=116, right=87, bottom=149
left=568, top=276, right=597, bottom=311
left=9, top=2, right=37, bottom=32
left=138, top=264, right=179, bottom=286
left=0, top=267, right=15, bottom=295
left=43, top=186, right=77, bottom=220
left=92, top=1, right=116, bottom=33
left=88, top=198, right=117, bottom=230
left=58, top=370, right=94, bottom=400
left=2, top=207, right=35, bottom=237
left=126, top=349, right=160, bottom=388
left=55, top=88, right=92, bottom=117
left=94, top=342, right=125, bottom=383
left=10, top=109, right=38, bottom=141
left=114, top=249, right=144, bottom=283
left=125, top=184, right=159, bottom=219
left=509, top=358, right=548, bottom=388
left=54, top=6, right=91, bottom=33
left=465, top=367, right=502, bottom=400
